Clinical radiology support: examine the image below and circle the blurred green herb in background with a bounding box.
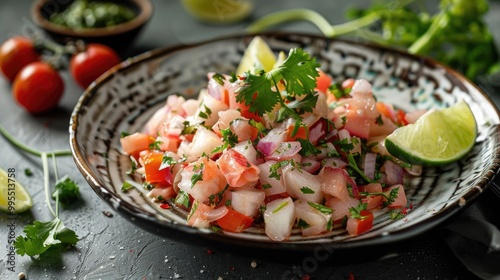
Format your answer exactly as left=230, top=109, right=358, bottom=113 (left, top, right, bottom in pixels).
left=248, top=0, right=499, bottom=81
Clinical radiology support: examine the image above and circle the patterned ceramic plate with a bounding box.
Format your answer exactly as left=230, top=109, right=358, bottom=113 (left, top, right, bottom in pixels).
left=70, top=33, right=500, bottom=259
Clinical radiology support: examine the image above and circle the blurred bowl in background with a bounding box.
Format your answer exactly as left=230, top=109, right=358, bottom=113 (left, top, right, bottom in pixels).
left=31, top=0, right=153, bottom=52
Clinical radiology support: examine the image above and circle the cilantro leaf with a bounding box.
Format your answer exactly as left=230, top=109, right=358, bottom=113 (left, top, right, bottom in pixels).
left=51, top=175, right=80, bottom=207
left=15, top=217, right=78, bottom=257
left=278, top=48, right=321, bottom=96
left=297, top=218, right=310, bottom=228
left=236, top=71, right=282, bottom=116
left=297, top=138, right=321, bottom=157
left=348, top=202, right=369, bottom=219
left=212, top=73, right=226, bottom=85
left=300, top=186, right=315, bottom=194
left=236, top=48, right=320, bottom=117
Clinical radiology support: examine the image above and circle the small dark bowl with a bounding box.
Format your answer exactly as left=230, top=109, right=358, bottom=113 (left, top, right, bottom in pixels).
left=32, top=0, right=153, bottom=52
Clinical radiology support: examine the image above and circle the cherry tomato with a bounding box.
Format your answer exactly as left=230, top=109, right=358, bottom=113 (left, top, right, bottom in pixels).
left=70, top=43, right=121, bottom=89
left=0, top=37, right=39, bottom=82
left=13, top=62, right=64, bottom=114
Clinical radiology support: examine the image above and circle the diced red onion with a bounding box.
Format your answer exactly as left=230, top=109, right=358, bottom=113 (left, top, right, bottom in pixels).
left=256, top=127, right=286, bottom=156
left=266, top=141, right=302, bottom=161
left=363, top=153, right=377, bottom=180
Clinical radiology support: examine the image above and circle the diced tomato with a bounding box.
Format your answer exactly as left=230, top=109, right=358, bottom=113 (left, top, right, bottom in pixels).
left=346, top=210, right=374, bottom=235
left=376, top=101, right=395, bottom=120
left=222, top=88, right=230, bottom=107
left=286, top=118, right=328, bottom=145
left=228, top=90, right=261, bottom=122
left=141, top=151, right=172, bottom=185
left=395, top=109, right=409, bottom=126
left=285, top=124, right=308, bottom=142
left=217, top=208, right=254, bottom=233
left=120, top=132, right=155, bottom=159
left=315, top=69, right=332, bottom=94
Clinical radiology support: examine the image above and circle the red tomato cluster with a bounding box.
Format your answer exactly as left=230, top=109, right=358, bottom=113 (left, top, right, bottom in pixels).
left=0, top=36, right=121, bottom=114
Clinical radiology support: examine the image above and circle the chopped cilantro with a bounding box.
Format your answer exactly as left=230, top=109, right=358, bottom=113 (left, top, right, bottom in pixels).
left=335, top=138, right=354, bottom=152
left=175, top=189, right=190, bottom=208
left=160, top=154, right=185, bottom=170
left=346, top=154, right=375, bottom=183
left=389, top=209, right=406, bottom=220
left=272, top=200, right=289, bottom=214
left=120, top=131, right=131, bottom=138
left=297, top=138, right=321, bottom=157
left=326, top=218, right=333, bottom=231
left=181, top=121, right=198, bottom=135
left=24, top=168, right=33, bottom=176
left=307, top=202, right=333, bottom=214
left=191, top=172, right=203, bottom=187
left=121, top=181, right=134, bottom=192
left=198, top=105, right=212, bottom=119
left=143, top=182, right=154, bottom=190
left=149, top=140, right=162, bottom=151
left=300, top=186, right=315, bottom=194
left=51, top=175, right=80, bottom=207
left=126, top=157, right=137, bottom=175
left=212, top=73, right=226, bottom=85
left=269, top=160, right=293, bottom=180
left=348, top=202, right=369, bottom=220
left=297, top=218, right=310, bottom=228
left=328, top=83, right=351, bottom=99
left=261, top=183, right=272, bottom=190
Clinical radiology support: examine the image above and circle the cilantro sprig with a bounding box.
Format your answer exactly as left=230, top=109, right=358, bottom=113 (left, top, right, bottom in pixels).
left=0, top=124, right=80, bottom=258
left=15, top=152, right=79, bottom=258
left=236, top=48, right=320, bottom=135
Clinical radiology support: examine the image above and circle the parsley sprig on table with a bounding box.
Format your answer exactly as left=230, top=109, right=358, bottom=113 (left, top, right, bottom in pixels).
left=0, top=124, right=80, bottom=258
left=236, top=48, right=320, bottom=135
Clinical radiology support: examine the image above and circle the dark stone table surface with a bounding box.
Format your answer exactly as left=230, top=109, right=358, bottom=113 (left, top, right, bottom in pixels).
left=1, top=1, right=500, bottom=279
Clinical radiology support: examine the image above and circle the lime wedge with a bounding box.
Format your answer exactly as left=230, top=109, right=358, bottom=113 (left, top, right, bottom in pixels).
left=385, top=100, right=477, bottom=166
left=181, top=0, right=253, bottom=24
left=0, top=167, right=32, bottom=213
left=236, top=36, right=277, bottom=76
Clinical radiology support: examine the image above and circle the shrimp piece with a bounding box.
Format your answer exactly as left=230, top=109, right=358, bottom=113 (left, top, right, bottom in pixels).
left=178, top=157, right=227, bottom=204
left=217, top=149, right=260, bottom=188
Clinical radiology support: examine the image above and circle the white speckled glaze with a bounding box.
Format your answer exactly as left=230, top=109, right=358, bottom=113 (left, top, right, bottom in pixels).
left=69, top=33, right=500, bottom=256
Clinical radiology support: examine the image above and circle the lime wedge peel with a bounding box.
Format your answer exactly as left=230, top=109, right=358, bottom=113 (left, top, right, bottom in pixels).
left=0, top=167, right=33, bottom=214
left=385, top=99, right=477, bottom=166
left=236, top=36, right=277, bottom=76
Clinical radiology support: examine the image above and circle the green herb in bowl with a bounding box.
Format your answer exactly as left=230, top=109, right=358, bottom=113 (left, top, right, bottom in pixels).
left=49, top=0, right=136, bottom=29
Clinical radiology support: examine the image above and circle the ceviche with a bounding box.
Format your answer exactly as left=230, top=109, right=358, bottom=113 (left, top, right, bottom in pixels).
left=120, top=37, right=431, bottom=241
